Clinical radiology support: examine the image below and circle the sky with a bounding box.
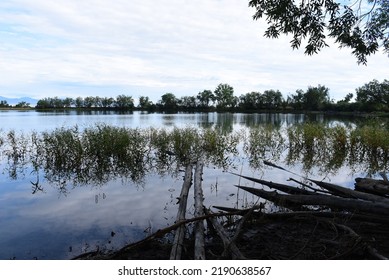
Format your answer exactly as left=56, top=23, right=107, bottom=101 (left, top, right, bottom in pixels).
left=0, top=0, right=388, bottom=103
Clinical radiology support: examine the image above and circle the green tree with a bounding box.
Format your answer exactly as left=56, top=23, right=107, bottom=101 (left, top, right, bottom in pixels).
left=289, top=89, right=305, bottom=110
left=249, top=0, right=389, bottom=64
left=336, top=93, right=355, bottom=111
left=101, top=97, right=114, bottom=108
left=115, top=94, right=134, bottom=109
left=138, top=96, right=154, bottom=110
left=15, top=101, right=30, bottom=108
left=62, top=97, right=73, bottom=108
left=214, top=83, right=235, bottom=109
left=356, top=79, right=389, bottom=111
left=262, top=89, right=283, bottom=109
left=0, top=100, right=10, bottom=108
left=196, top=90, right=215, bottom=108
left=239, top=91, right=262, bottom=110
left=303, top=85, right=331, bottom=111
left=179, top=96, right=197, bottom=110
left=158, top=93, right=178, bottom=111
left=36, top=97, right=64, bottom=108
left=74, top=97, right=84, bottom=108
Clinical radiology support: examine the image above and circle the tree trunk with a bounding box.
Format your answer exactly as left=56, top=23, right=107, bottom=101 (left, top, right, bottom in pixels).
left=193, top=160, right=205, bottom=260
left=170, top=164, right=193, bottom=260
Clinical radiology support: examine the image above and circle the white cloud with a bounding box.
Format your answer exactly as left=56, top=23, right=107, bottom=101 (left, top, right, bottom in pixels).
left=0, top=0, right=387, bottom=101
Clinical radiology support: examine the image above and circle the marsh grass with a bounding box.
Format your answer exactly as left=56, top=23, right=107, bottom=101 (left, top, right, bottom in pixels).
left=1, top=122, right=389, bottom=190
left=243, top=124, right=286, bottom=169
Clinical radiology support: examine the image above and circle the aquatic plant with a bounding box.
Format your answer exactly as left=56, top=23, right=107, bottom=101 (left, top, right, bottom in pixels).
left=243, top=124, right=286, bottom=169
left=1, top=122, right=389, bottom=192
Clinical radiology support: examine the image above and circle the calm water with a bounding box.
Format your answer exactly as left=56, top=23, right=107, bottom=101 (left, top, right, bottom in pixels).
left=0, top=110, right=373, bottom=259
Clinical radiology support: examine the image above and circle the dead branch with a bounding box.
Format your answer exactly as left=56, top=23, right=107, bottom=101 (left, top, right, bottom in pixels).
left=193, top=160, right=205, bottom=260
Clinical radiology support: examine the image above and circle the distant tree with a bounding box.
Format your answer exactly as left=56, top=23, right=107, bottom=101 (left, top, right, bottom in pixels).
left=158, top=93, right=178, bottom=111
left=62, top=97, right=73, bottom=108
left=262, top=89, right=283, bottom=109
left=36, top=98, right=51, bottom=109
left=115, top=94, right=134, bottom=109
left=303, top=85, right=331, bottom=111
left=94, top=96, right=102, bottom=108
left=83, top=96, right=96, bottom=108
left=14, top=101, right=30, bottom=108
left=336, top=93, right=355, bottom=111
left=356, top=79, right=389, bottom=111
left=0, top=100, right=10, bottom=108
left=138, top=96, right=154, bottom=111
left=343, top=93, right=354, bottom=103
left=101, top=97, right=114, bottom=108
left=196, top=90, right=215, bottom=108
left=36, top=97, right=64, bottom=108
left=214, top=83, right=235, bottom=109
left=289, top=89, right=305, bottom=110
left=249, top=0, right=389, bottom=64
left=179, top=96, right=197, bottom=110
left=74, top=97, right=84, bottom=108
left=239, top=92, right=262, bottom=110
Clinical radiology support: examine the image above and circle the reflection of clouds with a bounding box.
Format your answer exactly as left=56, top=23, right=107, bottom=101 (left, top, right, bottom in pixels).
left=0, top=174, right=185, bottom=259
left=0, top=157, right=361, bottom=259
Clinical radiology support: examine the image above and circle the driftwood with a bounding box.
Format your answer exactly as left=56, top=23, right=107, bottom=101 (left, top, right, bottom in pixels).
left=309, top=179, right=389, bottom=203
left=170, top=164, right=193, bottom=260
left=232, top=173, right=314, bottom=195
left=237, top=186, right=389, bottom=216
left=193, top=161, right=205, bottom=260
left=75, top=160, right=389, bottom=260
left=204, top=208, right=246, bottom=259
left=355, top=177, right=389, bottom=197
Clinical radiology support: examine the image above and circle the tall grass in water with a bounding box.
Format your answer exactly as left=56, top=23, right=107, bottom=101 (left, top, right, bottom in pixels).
left=1, top=123, right=389, bottom=190
left=286, top=122, right=389, bottom=175
left=349, top=122, right=389, bottom=174
left=243, top=124, right=286, bottom=169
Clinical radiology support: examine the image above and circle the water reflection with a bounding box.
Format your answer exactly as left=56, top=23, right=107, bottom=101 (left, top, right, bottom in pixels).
left=1, top=122, right=388, bottom=193
left=1, top=113, right=389, bottom=259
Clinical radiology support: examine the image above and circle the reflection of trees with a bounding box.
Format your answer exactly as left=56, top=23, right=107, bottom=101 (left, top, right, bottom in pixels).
left=1, top=123, right=389, bottom=194
left=243, top=125, right=286, bottom=169
left=285, top=123, right=389, bottom=176
left=214, top=113, right=234, bottom=133
left=0, top=125, right=240, bottom=193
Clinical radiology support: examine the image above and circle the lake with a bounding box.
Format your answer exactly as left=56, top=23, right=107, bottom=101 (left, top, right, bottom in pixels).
left=0, top=110, right=385, bottom=259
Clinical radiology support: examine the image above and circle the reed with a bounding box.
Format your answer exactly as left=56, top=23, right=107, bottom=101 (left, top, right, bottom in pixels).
left=1, top=123, right=389, bottom=189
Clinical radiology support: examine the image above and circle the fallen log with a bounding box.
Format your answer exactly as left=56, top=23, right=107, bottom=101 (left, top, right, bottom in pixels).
left=232, top=173, right=314, bottom=195
left=234, top=185, right=310, bottom=212
left=170, top=164, right=193, bottom=260
left=355, top=178, right=389, bottom=197
left=193, top=160, right=205, bottom=260
left=204, top=208, right=246, bottom=259
left=212, top=206, right=389, bottom=224
left=309, top=179, right=389, bottom=203
left=237, top=186, right=389, bottom=216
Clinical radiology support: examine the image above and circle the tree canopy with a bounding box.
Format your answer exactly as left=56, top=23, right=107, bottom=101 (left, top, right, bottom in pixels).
left=249, top=0, right=389, bottom=64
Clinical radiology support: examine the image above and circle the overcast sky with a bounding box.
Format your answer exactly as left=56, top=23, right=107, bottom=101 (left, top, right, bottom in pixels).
left=0, top=0, right=388, bottom=103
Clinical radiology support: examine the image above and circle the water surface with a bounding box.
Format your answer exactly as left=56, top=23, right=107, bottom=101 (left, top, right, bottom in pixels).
left=0, top=110, right=381, bottom=259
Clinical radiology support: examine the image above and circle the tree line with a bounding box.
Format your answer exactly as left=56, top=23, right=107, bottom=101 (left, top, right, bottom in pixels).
left=1, top=79, right=388, bottom=112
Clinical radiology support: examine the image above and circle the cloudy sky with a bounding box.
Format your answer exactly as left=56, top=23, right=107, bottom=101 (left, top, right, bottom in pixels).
left=0, top=0, right=388, bottom=103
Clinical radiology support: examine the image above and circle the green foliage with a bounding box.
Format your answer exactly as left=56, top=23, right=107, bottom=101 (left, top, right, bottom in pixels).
left=243, top=124, right=286, bottom=169
left=2, top=122, right=389, bottom=190
left=0, top=100, right=11, bottom=108
left=289, top=85, right=330, bottom=111
left=214, top=83, right=237, bottom=109
left=355, top=79, right=389, bottom=111
left=197, top=90, right=215, bottom=108
left=249, top=0, right=389, bottom=64
left=114, top=94, right=134, bottom=109
left=158, top=93, right=178, bottom=111
left=138, top=96, right=154, bottom=111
